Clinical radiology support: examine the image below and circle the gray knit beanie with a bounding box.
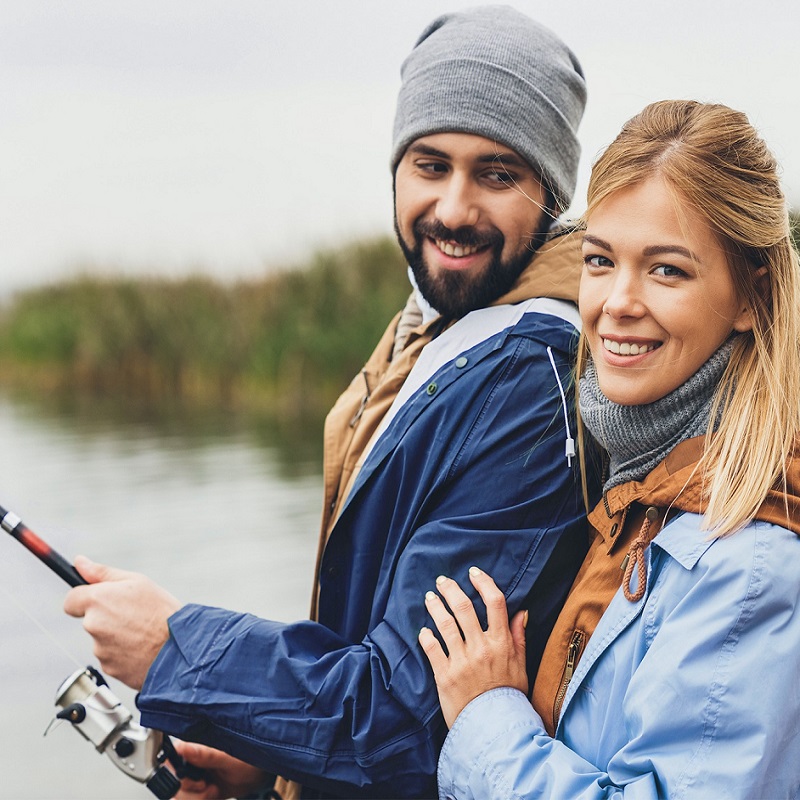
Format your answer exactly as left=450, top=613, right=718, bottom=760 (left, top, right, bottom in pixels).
left=392, top=5, right=586, bottom=213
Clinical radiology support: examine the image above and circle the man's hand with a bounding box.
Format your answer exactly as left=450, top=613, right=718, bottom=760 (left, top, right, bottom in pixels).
left=418, top=567, right=528, bottom=728
left=63, top=555, right=181, bottom=690
left=173, top=741, right=270, bottom=800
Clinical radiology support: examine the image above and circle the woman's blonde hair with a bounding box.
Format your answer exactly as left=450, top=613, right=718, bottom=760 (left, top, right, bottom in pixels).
left=580, top=100, right=800, bottom=535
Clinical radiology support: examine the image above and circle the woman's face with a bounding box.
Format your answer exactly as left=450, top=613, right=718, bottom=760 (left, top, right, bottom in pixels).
left=579, top=175, right=754, bottom=406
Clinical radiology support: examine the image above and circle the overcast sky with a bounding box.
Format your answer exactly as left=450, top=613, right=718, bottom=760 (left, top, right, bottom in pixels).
left=1, top=0, right=797, bottom=295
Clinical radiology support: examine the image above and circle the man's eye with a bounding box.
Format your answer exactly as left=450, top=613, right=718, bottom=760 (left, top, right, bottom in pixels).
left=489, top=170, right=515, bottom=184
left=418, top=161, right=447, bottom=174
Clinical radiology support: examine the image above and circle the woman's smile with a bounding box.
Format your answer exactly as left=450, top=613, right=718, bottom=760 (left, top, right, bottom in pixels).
left=601, top=337, right=661, bottom=357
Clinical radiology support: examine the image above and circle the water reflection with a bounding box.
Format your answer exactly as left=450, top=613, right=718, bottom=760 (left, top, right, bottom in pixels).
left=2, top=384, right=327, bottom=479
left=0, top=390, right=322, bottom=799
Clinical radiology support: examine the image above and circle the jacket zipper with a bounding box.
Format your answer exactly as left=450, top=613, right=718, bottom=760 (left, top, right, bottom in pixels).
left=553, top=629, right=585, bottom=727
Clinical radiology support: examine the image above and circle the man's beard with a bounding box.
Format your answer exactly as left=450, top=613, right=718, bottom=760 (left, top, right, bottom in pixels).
left=395, top=217, right=544, bottom=319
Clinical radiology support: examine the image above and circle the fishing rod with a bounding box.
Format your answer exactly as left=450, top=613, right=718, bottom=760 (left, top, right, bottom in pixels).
left=1, top=502, right=201, bottom=799
left=0, top=504, right=87, bottom=587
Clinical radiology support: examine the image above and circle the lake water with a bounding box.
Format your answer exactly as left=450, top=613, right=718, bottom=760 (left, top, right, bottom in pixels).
left=0, top=392, right=323, bottom=799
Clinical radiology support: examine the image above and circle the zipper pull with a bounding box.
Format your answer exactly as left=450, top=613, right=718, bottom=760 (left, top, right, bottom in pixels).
left=349, top=371, right=371, bottom=428
left=563, top=630, right=582, bottom=683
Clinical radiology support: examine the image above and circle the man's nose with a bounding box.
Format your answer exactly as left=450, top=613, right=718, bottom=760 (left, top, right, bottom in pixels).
left=435, top=175, right=480, bottom=231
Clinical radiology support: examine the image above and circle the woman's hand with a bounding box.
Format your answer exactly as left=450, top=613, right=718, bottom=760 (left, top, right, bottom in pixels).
left=418, top=566, right=528, bottom=728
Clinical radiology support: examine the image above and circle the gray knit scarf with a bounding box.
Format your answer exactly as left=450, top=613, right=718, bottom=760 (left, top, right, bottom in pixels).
left=579, top=337, right=736, bottom=492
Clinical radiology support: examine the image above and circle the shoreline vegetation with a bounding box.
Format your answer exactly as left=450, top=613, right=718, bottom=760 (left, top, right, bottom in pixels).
left=2, top=215, right=798, bottom=441
left=0, top=236, right=410, bottom=435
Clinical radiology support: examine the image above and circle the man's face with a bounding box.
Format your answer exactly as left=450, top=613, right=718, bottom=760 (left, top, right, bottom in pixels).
left=394, top=132, right=550, bottom=318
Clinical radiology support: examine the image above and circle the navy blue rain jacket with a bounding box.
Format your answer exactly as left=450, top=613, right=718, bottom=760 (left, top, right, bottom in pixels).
left=137, top=302, right=589, bottom=798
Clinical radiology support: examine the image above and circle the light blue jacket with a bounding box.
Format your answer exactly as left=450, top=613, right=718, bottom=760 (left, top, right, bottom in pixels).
left=437, top=512, right=800, bottom=799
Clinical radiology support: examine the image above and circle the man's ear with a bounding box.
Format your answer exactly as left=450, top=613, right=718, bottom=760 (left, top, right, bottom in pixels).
left=733, top=266, right=769, bottom=333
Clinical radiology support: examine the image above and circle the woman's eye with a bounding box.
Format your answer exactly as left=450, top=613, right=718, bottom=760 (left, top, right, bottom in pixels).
left=584, top=254, right=612, bottom=268
left=653, top=264, right=687, bottom=278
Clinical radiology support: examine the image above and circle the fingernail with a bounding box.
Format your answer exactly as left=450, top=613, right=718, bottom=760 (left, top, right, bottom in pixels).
left=435, top=575, right=447, bottom=586
left=469, top=566, right=481, bottom=577
left=523, top=610, right=529, bottom=628
left=425, top=591, right=438, bottom=602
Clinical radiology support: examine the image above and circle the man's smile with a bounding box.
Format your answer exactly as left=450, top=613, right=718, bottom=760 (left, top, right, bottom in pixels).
left=433, top=239, right=485, bottom=258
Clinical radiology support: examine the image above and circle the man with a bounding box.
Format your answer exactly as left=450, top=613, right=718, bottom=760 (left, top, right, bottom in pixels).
left=65, top=6, right=589, bottom=798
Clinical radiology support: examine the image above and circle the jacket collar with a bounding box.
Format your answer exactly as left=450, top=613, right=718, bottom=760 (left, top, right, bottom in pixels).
left=590, top=435, right=800, bottom=558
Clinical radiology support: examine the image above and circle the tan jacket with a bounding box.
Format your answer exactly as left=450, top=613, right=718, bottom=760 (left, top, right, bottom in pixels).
left=533, top=435, right=800, bottom=736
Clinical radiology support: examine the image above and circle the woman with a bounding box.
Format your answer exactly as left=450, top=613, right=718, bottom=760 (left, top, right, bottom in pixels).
left=418, top=100, right=800, bottom=799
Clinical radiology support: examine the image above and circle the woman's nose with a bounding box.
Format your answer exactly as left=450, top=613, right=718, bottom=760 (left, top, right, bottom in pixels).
left=602, top=273, right=646, bottom=318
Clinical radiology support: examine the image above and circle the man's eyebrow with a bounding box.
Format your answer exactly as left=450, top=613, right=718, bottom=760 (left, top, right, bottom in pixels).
left=406, top=142, right=451, bottom=159
left=405, top=142, right=531, bottom=171
left=477, top=151, right=530, bottom=170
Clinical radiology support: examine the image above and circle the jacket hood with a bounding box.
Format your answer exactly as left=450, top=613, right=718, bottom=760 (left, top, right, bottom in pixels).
left=596, top=436, right=800, bottom=537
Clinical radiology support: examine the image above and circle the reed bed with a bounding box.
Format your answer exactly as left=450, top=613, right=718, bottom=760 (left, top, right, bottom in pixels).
left=0, top=236, right=410, bottom=421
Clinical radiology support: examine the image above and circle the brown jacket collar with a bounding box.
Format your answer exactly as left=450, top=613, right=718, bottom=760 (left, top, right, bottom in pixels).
left=591, top=436, right=800, bottom=546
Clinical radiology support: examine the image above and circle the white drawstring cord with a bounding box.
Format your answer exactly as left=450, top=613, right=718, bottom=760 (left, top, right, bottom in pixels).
left=547, top=346, right=576, bottom=467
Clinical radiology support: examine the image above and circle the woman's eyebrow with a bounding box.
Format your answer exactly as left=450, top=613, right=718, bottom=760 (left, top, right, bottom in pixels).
left=642, top=244, right=699, bottom=261
left=582, top=233, right=612, bottom=250
left=583, top=235, right=701, bottom=263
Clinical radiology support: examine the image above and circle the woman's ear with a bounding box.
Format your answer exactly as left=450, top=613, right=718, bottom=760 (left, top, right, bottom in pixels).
left=733, top=266, right=769, bottom=332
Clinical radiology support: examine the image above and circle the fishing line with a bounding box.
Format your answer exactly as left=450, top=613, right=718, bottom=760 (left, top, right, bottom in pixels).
left=0, top=579, right=83, bottom=669
left=0, top=502, right=87, bottom=667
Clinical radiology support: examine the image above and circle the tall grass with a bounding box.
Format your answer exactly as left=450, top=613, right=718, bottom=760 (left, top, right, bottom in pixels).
left=3, top=213, right=798, bottom=423
left=0, top=236, right=410, bottom=421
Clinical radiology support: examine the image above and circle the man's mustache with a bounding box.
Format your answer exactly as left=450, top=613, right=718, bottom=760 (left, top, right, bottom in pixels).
left=414, top=219, right=503, bottom=250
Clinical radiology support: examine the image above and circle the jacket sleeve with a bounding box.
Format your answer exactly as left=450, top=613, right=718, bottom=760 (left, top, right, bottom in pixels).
left=437, top=521, right=800, bottom=800
left=437, top=689, right=649, bottom=800
left=137, top=323, right=588, bottom=798
left=140, top=607, right=438, bottom=797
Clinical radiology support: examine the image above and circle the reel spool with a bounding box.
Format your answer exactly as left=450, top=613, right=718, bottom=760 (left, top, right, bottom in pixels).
left=52, top=666, right=181, bottom=799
